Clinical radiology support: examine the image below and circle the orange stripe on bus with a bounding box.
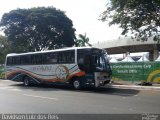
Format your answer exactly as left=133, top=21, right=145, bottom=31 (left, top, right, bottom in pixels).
left=67, top=71, right=86, bottom=80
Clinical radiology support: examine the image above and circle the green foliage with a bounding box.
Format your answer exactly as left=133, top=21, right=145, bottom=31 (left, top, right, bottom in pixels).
left=0, top=66, right=5, bottom=79
left=75, top=33, right=92, bottom=47
left=0, top=72, right=5, bottom=79
left=101, top=0, right=160, bottom=42
left=0, top=7, right=76, bottom=52
left=0, top=35, right=11, bottom=64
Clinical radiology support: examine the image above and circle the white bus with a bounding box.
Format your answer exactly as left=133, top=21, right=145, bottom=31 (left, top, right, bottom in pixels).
left=5, top=47, right=112, bottom=89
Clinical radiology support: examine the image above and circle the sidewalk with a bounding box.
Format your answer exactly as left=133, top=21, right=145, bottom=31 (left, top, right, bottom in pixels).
left=108, top=81, right=160, bottom=90
left=110, top=84, right=160, bottom=90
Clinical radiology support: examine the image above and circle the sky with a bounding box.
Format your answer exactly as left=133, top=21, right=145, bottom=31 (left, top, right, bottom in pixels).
left=0, top=0, right=122, bottom=44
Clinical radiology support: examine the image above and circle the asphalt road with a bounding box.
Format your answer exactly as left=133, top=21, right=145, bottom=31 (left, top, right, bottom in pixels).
left=0, top=80, right=160, bottom=114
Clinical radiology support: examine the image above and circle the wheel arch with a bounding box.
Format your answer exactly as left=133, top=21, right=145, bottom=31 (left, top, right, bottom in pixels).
left=69, top=75, right=80, bottom=85
left=68, top=71, right=86, bottom=84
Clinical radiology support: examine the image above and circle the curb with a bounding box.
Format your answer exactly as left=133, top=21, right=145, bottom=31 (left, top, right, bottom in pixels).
left=1, top=79, right=160, bottom=90
left=108, top=85, right=160, bottom=90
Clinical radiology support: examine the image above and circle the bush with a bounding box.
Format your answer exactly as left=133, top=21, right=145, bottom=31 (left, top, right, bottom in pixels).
left=0, top=72, right=5, bottom=79
left=0, top=66, right=5, bottom=79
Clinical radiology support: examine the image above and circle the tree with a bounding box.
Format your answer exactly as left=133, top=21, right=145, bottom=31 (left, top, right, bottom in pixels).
left=0, top=35, right=11, bottom=64
left=0, top=7, right=76, bottom=52
left=75, top=33, right=92, bottom=47
left=100, top=0, right=160, bottom=42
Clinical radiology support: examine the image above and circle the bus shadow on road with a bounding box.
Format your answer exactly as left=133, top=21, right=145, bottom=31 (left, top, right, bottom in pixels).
left=85, top=87, right=140, bottom=96
left=10, top=83, right=140, bottom=97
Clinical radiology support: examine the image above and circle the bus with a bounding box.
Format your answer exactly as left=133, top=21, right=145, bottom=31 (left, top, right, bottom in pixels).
left=5, top=47, right=112, bottom=89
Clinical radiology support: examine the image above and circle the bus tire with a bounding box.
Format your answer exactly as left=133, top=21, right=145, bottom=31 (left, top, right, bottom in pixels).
left=23, top=76, right=30, bottom=86
left=73, top=79, right=81, bottom=90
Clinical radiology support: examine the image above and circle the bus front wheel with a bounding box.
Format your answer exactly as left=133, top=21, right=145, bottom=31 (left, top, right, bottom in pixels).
left=73, top=79, right=81, bottom=89
left=23, top=77, right=30, bottom=86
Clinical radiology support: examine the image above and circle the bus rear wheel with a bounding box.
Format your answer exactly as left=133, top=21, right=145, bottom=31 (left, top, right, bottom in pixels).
left=73, top=79, right=81, bottom=89
left=23, top=77, right=30, bottom=86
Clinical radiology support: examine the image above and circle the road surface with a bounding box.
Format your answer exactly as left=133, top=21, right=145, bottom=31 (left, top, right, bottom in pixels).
left=0, top=80, right=160, bottom=114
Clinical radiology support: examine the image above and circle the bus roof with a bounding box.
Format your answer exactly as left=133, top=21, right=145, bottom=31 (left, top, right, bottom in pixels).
left=6, top=47, right=100, bottom=57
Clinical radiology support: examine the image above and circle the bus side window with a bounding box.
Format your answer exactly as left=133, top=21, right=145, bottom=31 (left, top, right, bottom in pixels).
left=84, top=55, right=91, bottom=72
left=78, top=57, right=85, bottom=71
left=65, top=50, right=75, bottom=63
left=71, top=50, right=75, bottom=63
left=51, top=53, right=57, bottom=63
left=31, top=55, right=36, bottom=64
left=57, top=51, right=75, bottom=64
left=43, top=53, right=48, bottom=64
left=7, top=57, right=12, bottom=65
left=59, top=53, right=66, bottom=63
left=47, top=53, right=57, bottom=64
left=57, top=52, right=62, bottom=63
left=20, top=56, right=24, bottom=65
left=36, top=54, right=43, bottom=64
left=12, top=56, right=20, bottom=65
left=20, top=55, right=30, bottom=65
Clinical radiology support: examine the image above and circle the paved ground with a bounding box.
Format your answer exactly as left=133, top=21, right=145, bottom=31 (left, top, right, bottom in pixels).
left=0, top=80, right=160, bottom=115
left=111, top=81, right=160, bottom=90
left=110, top=84, right=160, bottom=91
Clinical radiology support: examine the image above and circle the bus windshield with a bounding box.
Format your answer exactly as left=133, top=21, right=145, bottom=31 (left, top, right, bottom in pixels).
left=91, top=51, right=111, bottom=73
left=77, top=48, right=112, bottom=74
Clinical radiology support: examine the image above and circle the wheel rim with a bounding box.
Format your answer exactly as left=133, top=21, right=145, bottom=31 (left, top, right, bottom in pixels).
left=73, top=80, right=80, bottom=89
left=24, top=78, right=29, bottom=86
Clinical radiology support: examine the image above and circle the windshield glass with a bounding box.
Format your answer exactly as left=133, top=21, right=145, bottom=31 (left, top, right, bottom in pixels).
left=102, top=53, right=112, bottom=72
left=77, top=48, right=112, bottom=74
left=93, top=53, right=110, bottom=71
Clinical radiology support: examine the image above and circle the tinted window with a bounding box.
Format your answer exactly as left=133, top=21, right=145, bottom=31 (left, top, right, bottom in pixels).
left=77, top=49, right=90, bottom=63
left=20, top=55, right=31, bottom=65
left=45, top=52, right=58, bottom=64
left=30, top=54, right=44, bottom=65
left=6, top=57, right=12, bottom=65
left=6, top=50, right=75, bottom=66
left=57, top=50, right=75, bottom=63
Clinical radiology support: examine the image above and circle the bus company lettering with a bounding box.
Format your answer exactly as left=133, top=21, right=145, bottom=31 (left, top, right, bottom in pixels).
left=30, top=66, right=54, bottom=72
